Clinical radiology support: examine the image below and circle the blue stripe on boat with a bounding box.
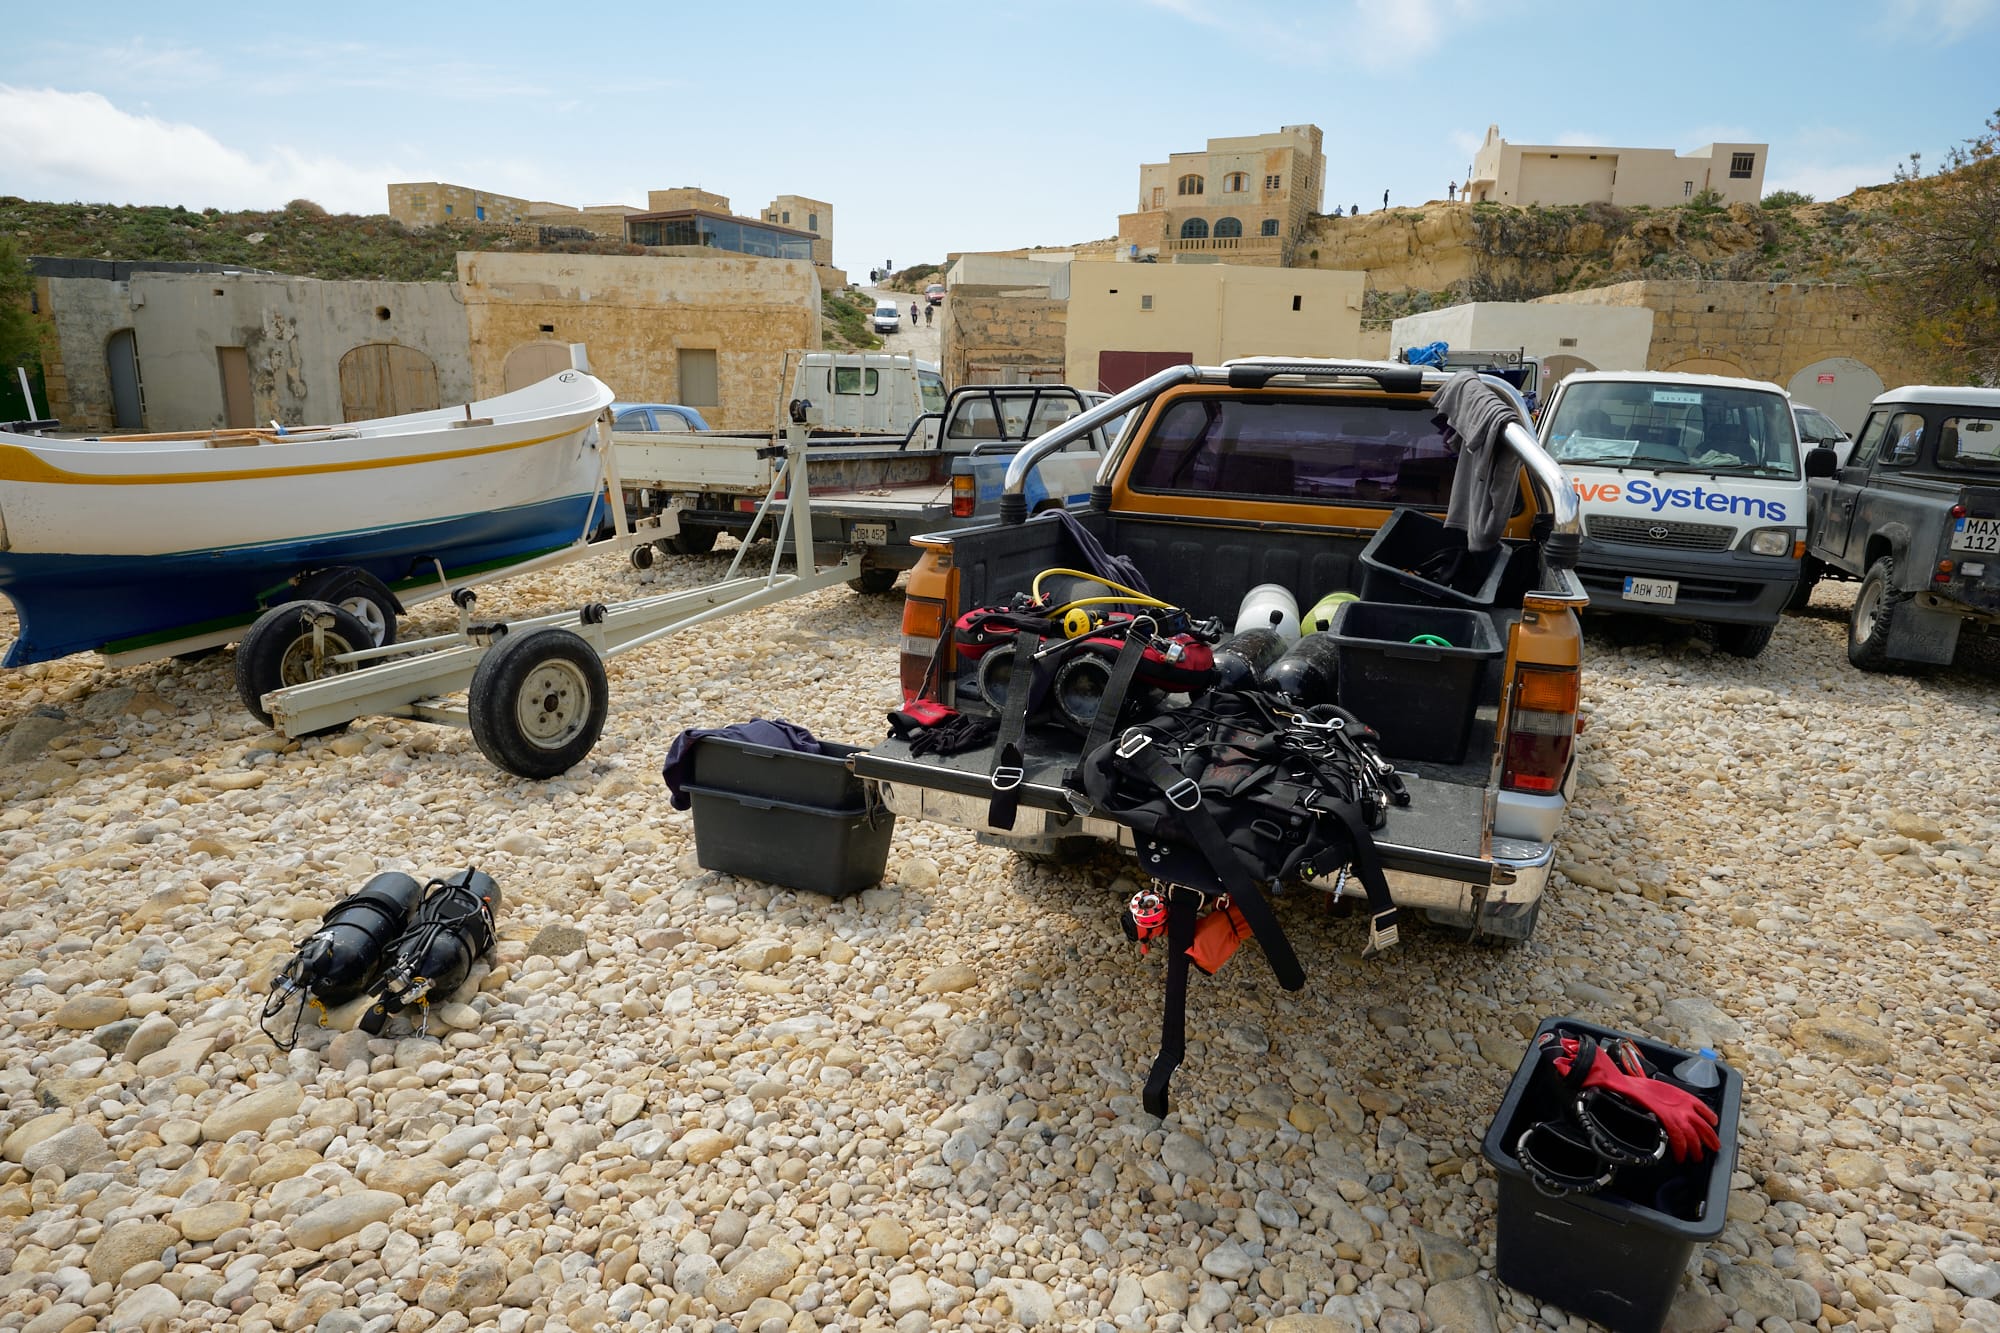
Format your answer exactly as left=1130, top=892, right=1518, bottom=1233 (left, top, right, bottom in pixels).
left=0, top=492, right=599, bottom=667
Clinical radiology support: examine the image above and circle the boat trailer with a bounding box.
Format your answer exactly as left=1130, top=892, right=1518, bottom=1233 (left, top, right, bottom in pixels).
left=244, top=413, right=863, bottom=778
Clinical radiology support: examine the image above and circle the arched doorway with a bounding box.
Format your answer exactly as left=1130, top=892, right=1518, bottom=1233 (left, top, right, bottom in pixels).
left=339, top=344, right=441, bottom=422
left=1662, top=356, right=1750, bottom=378
left=1541, top=353, right=1597, bottom=393
left=503, top=342, right=572, bottom=392
left=1178, top=218, right=1209, bottom=240
left=105, top=329, right=144, bottom=430
left=1787, top=357, right=1883, bottom=435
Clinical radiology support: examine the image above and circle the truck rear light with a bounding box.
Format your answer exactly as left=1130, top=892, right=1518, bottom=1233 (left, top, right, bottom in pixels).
left=951, top=475, right=975, bottom=518
left=1502, top=666, right=1578, bottom=795
left=1936, top=559, right=1954, bottom=583
left=899, top=596, right=948, bottom=702
left=1951, top=503, right=1968, bottom=519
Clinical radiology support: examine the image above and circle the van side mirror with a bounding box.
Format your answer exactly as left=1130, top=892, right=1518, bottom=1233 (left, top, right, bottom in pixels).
left=1804, top=446, right=1839, bottom=479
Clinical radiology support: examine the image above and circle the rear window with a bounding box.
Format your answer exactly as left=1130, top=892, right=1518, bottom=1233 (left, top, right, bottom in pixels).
left=1127, top=395, right=1459, bottom=508
left=1939, top=415, right=2000, bottom=472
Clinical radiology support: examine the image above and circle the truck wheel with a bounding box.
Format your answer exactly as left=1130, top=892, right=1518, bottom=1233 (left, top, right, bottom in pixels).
left=468, top=628, right=609, bottom=778
left=1848, top=556, right=1918, bottom=673
left=1713, top=621, right=1775, bottom=658
left=848, top=567, right=901, bottom=595
left=666, top=526, right=718, bottom=556
left=1785, top=557, right=1821, bottom=612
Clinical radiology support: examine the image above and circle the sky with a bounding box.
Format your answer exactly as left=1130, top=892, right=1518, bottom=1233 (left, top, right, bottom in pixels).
left=3, top=0, right=1997, bottom=276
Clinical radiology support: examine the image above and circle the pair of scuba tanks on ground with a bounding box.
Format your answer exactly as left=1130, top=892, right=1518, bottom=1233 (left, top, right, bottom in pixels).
left=953, top=573, right=1349, bottom=732
left=261, top=867, right=499, bottom=1048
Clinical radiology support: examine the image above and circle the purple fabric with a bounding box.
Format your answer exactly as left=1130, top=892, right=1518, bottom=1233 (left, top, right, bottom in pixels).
left=1040, top=508, right=1152, bottom=595
left=660, top=719, right=822, bottom=810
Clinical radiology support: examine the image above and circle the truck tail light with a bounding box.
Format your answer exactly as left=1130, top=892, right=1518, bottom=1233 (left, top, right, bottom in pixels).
left=1502, top=665, right=1578, bottom=795
left=1936, top=559, right=1955, bottom=583
left=900, top=596, right=947, bottom=701
left=1951, top=503, right=1968, bottom=519
left=951, top=475, right=975, bottom=518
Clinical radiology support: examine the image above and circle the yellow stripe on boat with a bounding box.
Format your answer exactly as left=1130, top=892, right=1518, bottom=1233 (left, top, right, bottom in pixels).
left=0, top=427, right=578, bottom=487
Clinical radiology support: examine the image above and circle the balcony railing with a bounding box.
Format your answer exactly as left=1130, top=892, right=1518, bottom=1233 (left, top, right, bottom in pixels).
left=1169, top=235, right=1284, bottom=253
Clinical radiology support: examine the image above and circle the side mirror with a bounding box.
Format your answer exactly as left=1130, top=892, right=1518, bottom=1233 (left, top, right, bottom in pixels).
left=1804, top=446, right=1839, bottom=479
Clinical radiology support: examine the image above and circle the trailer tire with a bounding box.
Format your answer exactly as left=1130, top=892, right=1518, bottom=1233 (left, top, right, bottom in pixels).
left=468, top=628, right=609, bottom=779
left=848, top=567, right=900, bottom=595
left=234, top=600, right=370, bottom=732
left=629, top=543, right=655, bottom=571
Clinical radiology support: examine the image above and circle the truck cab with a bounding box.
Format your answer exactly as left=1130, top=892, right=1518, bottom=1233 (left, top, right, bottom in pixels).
left=1539, top=370, right=1807, bottom=657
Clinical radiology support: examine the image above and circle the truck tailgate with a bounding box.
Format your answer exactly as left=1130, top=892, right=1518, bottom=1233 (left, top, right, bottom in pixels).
left=855, top=732, right=1494, bottom=884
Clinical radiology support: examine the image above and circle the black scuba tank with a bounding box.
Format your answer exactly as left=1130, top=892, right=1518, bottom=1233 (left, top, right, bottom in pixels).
left=278, top=872, right=426, bottom=1007
left=1210, top=627, right=1287, bottom=692
left=1261, top=632, right=1342, bottom=706
left=362, top=867, right=501, bottom=1033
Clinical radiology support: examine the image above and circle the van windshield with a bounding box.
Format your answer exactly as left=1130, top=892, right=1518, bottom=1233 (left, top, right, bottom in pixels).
left=1546, top=382, right=1799, bottom=479
left=1536, top=378, right=1808, bottom=478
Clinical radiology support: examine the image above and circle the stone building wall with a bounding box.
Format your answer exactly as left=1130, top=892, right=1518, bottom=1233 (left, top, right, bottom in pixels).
left=940, top=287, right=1068, bottom=388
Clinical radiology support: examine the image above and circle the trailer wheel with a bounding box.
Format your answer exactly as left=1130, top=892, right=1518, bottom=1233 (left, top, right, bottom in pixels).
left=468, top=628, right=609, bottom=778
left=629, top=543, right=655, bottom=571
left=234, top=600, right=370, bottom=731
left=335, top=585, right=398, bottom=647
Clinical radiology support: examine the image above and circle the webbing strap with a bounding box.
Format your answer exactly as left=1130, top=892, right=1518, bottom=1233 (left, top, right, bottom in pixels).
left=1142, top=889, right=1199, bottom=1118
left=988, top=636, right=1054, bottom=830
left=1079, top=635, right=1150, bottom=766
left=1316, top=793, right=1401, bottom=956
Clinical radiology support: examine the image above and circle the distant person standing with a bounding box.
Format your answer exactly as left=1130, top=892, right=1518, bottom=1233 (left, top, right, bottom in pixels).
left=1448, top=181, right=1457, bottom=202
left=1382, top=189, right=1390, bottom=211
left=1350, top=204, right=1359, bottom=216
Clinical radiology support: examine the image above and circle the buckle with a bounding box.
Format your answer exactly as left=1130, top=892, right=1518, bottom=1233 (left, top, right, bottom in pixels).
left=1165, top=778, right=1202, bottom=811
left=1365, top=908, right=1400, bottom=955
left=991, top=765, right=1025, bottom=792
left=1114, top=729, right=1152, bottom=760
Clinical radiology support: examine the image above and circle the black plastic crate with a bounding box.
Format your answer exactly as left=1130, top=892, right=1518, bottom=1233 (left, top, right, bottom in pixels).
left=1358, top=507, right=1515, bottom=609
left=686, top=783, right=894, bottom=898
left=689, top=735, right=866, bottom=808
left=1329, top=600, right=1502, bottom=762
left=1481, top=1016, right=1742, bottom=1333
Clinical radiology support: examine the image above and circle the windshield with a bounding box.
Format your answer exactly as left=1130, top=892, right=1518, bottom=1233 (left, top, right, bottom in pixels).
left=918, top=371, right=946, bottom=414
left=1546, top=381, right=1799, bottom=478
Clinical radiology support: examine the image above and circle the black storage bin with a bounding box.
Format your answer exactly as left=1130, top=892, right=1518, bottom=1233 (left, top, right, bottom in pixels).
left=683, top=738, right=894, bottom=898
left=1482, top=1016, right=1742, bottom=1333
left=1358, top=507, right=1515, bottom=609
left=1329, top=601, right=1503, bottom=762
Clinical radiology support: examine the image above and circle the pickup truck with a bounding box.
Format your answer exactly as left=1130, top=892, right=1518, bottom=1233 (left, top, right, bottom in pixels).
left=1804, top=384, right=2000, bottom=671
left=615, top=384, right=1111, bottom=592
left=856, top=358, right=1588, bottom=944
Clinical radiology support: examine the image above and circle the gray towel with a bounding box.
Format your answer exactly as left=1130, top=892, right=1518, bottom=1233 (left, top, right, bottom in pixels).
left=1430, top=371, right=1524, bottom=553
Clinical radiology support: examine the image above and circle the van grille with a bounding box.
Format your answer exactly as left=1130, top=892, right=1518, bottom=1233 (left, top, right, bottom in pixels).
left=1587, top=516, right=1736, bottom=551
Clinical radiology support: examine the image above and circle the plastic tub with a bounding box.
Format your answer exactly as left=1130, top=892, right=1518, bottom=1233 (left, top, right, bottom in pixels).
left=684, top=737, right=893, bottom=898
left=1358, top=507, right=1514, bottom=609
left=1328, top=601, right=1502, bottom=762
left=689, top=736, right=865, bottom=809
left=1481, top=1016, right=1742, bottom=1333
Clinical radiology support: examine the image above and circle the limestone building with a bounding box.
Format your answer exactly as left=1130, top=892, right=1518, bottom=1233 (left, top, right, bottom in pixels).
left=1466, top=126, right=1769, bottom=208
left=1117, top=125, right=1326, bottom=266
left=763, top=195, right=833, bottom=267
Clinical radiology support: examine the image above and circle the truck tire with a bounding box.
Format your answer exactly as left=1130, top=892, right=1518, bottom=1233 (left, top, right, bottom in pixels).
left=848, top=567, right=900, bottom=596
left=1713, top=621, right=1775, bottom=658
left=1786, top=556, right=1821, bottom=612
left=666, top=525, right=718, bottom=556
left=1848, top=556, right=1920, bottom=673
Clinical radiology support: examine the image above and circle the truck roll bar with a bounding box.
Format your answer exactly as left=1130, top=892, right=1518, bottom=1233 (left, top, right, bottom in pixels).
left=999, top=365, right=1201, bottom=523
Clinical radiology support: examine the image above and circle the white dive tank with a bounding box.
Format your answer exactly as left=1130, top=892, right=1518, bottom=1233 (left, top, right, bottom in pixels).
left=1235, top=583, right=1301, bottom=644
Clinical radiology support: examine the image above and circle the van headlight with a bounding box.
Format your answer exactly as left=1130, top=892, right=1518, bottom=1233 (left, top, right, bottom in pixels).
left=1746, top=528, right=1796, bottom=556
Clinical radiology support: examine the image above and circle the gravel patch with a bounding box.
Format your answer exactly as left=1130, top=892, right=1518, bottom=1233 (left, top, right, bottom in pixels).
left=0, top=552, right=1995, bottom=1333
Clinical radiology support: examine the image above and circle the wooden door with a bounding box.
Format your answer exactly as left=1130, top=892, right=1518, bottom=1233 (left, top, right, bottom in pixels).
left=339, top=343, right=442, bottom=422
left=502, top=342, right=571, bottom=392
left=106, top=328, right=144, bottom=429
left=217, top=346, right=254, bottom=428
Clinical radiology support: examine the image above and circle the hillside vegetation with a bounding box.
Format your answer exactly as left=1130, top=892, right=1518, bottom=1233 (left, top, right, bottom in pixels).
left=1, top=196, right=636, bottom=282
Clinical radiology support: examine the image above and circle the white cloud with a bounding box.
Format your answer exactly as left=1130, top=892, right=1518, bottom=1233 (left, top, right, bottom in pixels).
left=1886, top=0, right=1996, bottom=37
left=0, top=86, right=398, bottom=213
left=1135, top=0, right=1473, bottom=69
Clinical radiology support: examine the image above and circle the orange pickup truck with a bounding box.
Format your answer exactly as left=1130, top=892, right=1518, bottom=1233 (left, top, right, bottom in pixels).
left=855, top=359, right=1586, bottom=944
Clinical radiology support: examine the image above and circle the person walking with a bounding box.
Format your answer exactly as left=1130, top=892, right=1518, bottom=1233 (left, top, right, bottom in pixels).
left=910, top=300, right=920, bottom=325
left=923, top=302, right=934, bottom=327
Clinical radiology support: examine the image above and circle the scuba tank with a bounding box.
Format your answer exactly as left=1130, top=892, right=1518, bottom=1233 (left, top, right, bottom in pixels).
left=1261, top=632, right=1343, bottom=706
left=1303, top=590, right=1360, bottom=635
left=1235, top=584, right=1301, bottom=644
left=1209, top=627, right=1287, bottom=692
left=261, top=872, right=426, bottom=1048
left=361, top=867, right=501, bottom=1035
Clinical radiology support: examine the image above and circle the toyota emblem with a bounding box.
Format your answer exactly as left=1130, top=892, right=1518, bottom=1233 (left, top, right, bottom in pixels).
left=1648, top=525, right=1670, bottom=539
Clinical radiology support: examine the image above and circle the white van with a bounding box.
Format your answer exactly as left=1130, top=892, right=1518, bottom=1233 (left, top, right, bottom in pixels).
left=792, top=352, right=944, bottom=439
left=1537, top=370, right=1809, bottom=657
left=872, top=299, right=901, bottom=333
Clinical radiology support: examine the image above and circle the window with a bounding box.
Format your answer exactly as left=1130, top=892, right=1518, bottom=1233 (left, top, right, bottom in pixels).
left=1151, top=187, right=1165, bottom=208
left=768, top=213, right=778, bottom=221
left=1177, top=174, right=1204, bottom=196
left=1683, top=181, right=1694, bottom=198
left=444, top=204, right=453, bottom=215
left=1260, top=218, right=1279, bottom=237
left=1880, top=411, right=1925, bottom=466
left=1140, top=294, right=1153, bottom=310
left=1213, top=217, right=1242, bottom=238
left=678, top=348, right=719, bottom=407
left=1291, top=295, right=1301, bottom=311
left=808, top=213, right=818, bottom=232
left=1223, top=172, right=1248, bottom=192
left=782, top=211, right=791, bottom=224
left=1265, top=174, right=1282, bottom=190
left=918, top=370, right=945, bottom=414
left=475, top=205, right=485, bottom=221
left=1544, top=383, right=1799, bottom=477
left=832, top=368, right=881, bottom=395
left=1938, top=416, right=2000, bottom=471
left=1179, top=218, right=1209, bottom=239
left=1128, top=396, right=1464, bottom=509
left=1729, top=153, right=1755, bottom=179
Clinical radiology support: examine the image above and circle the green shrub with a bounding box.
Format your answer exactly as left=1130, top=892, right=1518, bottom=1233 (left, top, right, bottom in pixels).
left=1761, top=189, right=1814, bottom=209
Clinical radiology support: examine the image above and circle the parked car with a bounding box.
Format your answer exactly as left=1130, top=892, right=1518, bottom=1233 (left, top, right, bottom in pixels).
left=1803, top=384, right=2000, bottom=670
left=1793, top=403, right=1853, bottom=468
left=925, top=283, right=946, bottom=306
left=610, top=402, right=711, bottom=433
left=872, top=299, right=902, bottom=333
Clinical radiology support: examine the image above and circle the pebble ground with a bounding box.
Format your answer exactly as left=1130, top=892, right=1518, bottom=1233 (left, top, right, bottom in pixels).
left=0, top=544, right=1995, bottom=1333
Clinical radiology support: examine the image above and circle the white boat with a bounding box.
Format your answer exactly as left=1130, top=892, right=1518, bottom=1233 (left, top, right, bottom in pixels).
left=0, top=371, right=616, bottom=666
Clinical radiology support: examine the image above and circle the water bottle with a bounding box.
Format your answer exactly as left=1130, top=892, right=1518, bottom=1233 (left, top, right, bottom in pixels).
left=1671, top=1047, right=1722, bottom=1090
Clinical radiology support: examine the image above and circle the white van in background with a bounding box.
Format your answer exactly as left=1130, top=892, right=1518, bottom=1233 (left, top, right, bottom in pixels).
left=872, top=299, right=902, bottom=333
left=1538, top=370, right=1810, bottom=657
left=791, top=352, right=944, bottom=442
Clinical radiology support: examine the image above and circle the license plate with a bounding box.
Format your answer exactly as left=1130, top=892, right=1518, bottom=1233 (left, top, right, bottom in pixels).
left=1952, top=516, right=2000, bottom=553
left=853, top=523, right=889, bottom=546
left=1623, top=576, right=1679, bottom=605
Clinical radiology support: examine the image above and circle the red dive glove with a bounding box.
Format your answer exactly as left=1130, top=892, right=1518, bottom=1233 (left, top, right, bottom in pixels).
left=1554, top=1037, right=1721, bottom=1163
